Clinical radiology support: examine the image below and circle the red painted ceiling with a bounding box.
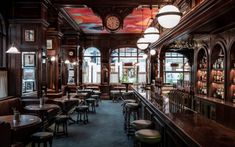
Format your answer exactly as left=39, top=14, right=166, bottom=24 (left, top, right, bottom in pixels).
left=65, top=7, right=158, bottom=34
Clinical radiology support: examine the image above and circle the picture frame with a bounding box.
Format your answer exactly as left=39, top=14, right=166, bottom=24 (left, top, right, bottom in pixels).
left=23, top=54, right=35, bottom=67
left=46, top=39, right=53, bottom=49
left=24, top=29, right=35, bottom=42
left=23, top=68, right=35, bottom=80
left=25, top=81, right=34, bottom=92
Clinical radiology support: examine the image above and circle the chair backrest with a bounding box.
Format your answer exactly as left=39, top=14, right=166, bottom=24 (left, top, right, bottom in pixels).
left=0, top=121, right=11, bottom=147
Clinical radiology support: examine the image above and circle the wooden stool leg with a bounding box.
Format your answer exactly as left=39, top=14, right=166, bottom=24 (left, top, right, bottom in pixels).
left=44, top=142, right=47, bottom=147
left=49, top=139, right=53, bottom=147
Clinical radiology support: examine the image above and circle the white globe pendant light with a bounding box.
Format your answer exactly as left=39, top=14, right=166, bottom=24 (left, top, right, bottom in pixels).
left=143, top=53, right=148, bottom=59
left=157, top=5, right=182, bottom=29
left=150, top=49, right=156, bottom=55
left=144, top=27, right=160, bottom=43
left=137, top=37, right=149, bottom=50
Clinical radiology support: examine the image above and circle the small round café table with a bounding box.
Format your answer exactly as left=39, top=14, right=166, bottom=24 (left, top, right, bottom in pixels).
left=0, top=114, right=42, bottom=130
left=0, top=114, right=42, bottom=143
left=24, top=104, right=60, bottom=121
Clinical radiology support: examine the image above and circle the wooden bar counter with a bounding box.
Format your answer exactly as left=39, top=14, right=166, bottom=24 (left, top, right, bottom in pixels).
left=132, top=86, right=235, bottom=147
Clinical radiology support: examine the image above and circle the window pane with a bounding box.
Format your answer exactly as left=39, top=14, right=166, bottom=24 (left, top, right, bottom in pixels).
left=83, top=47, right=101, bottom=83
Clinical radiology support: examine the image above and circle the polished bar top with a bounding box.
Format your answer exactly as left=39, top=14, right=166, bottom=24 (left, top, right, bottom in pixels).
left=133, top=86, right=235, bottom=147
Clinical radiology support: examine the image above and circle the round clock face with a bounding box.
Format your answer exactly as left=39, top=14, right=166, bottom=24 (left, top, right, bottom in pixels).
left=69, top=51, right=74, bottom=56
left=105, top=15, right=121, bottom=32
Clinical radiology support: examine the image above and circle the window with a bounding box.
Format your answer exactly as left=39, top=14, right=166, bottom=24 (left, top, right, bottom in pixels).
left=110, top=47, right=146, bottom=84
left=82, top=47, right=101, bottom=83
left=164, top=52, right=190, bottom=85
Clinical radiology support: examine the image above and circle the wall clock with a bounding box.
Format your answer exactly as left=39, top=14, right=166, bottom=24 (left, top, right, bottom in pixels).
left=104, top=14, right=121, bottom=32
left=68, top=51, right=74, bottom=56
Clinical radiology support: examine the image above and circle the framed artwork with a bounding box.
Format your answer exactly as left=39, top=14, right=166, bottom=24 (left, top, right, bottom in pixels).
left=24, top=29, right=35, bottom=42
left=47, top=39, right=53, bottom=49
left=23, top=54, right=35, bottom=67
left=25, top=81, right=34, bottom=92
left=23, top=68, right=35, bottom=80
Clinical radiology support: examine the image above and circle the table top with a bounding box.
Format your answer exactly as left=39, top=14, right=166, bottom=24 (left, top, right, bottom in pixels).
left=53, top=97, right=80, bottom=103
left=0, top=115, right=41, bottom=130
left=24, top=104, right=60, bottom=111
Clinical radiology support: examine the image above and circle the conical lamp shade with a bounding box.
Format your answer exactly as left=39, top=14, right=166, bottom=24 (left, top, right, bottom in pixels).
left=6, top=45, right=20, bottom=54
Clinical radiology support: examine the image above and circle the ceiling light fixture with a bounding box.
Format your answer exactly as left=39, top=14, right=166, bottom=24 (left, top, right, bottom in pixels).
left=6, top=43, right=20, bottom=54
left=157, top=5, right=182, bottom=29
left=50, top=56, right=56, bottom=61
left=150, top=49, right=156, bottom=55
left=143, top=53, right=148, bottom=59
left=144, top=4, right=160, bottom=43
left=137, top=7, right=149, bottom=50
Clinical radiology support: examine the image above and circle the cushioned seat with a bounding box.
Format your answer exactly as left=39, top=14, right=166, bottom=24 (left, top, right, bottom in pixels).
left=132, top=120, right=152, bottom=130
left=126, top=102, right=139, bottom=108
left=124, top=99, right=136, bottom=103
left=31, top=132, right=53, bottom=147
left=135, top=129, right=161, bottom=144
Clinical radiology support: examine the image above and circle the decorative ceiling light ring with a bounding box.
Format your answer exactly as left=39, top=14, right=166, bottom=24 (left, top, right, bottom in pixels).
left=157, top=5, right=182, bottom=29
left=137, top=37, right=149, bottom=50
left=144, top=27, right=160, bottom=43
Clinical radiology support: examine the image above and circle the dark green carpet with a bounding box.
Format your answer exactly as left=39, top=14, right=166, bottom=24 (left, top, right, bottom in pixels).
left=52, top=100, right=132, bottom=147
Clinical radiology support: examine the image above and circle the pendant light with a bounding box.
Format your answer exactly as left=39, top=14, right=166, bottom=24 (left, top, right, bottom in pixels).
left=6, top=43, right=20, bottom=54
left=6, top=2, right=20, bottom=54
left=137, top=7, right=149, bottom=50
left=144, top=4, right=160, bottom=43
left=150, top=49, right=156, bottom=55
left=157, top=5, right=182, bottom=29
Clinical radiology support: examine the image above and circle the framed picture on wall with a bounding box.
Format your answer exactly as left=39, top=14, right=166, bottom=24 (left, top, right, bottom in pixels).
left=24, top=29, right=35, bottom=42
left=23, top=54, right=35, bottom=67
left=23, top=68, right=35, bottom=80
left=46, top=39, right=53, bottom=49
left=25, top=81, right=34, bottom=92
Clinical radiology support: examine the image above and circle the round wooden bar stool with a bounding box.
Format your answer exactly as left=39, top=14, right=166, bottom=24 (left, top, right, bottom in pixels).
left=31, top=132, right=53, bottom=147
left=90, top=94, right=100, bottom=106
left=54, top=115, right=69, bottom=137
left=124, top=102, right=139, bottom=136
left=86, top=98, right=96, bottom=112
left=135, top=129, right=161, bottom=147
left=75, top=105, right=89, bottom=124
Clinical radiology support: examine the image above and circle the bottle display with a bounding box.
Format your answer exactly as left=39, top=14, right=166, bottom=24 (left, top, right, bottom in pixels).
left=197, top=55, right=207, bottom=95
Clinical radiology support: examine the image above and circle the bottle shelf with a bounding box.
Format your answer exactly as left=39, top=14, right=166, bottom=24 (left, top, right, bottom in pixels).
left=212, top=68, right=224, bottom=71
left=198, top=68, right=207, bottom=71
left=212, top=81, right=224, bottom=84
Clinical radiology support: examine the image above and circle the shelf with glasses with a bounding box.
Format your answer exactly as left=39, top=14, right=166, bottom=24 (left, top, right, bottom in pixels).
left=196, top=49, right=208, bottom=96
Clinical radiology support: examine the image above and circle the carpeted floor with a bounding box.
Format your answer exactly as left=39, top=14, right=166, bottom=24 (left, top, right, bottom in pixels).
left=51, top=100, right=133, bottom=147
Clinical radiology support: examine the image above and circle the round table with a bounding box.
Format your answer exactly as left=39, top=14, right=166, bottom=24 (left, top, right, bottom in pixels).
left=24, top=104, right=60, bottom=121
left=0, top=114, right=42, bottom=130
left=0, top=115, right=42, bottom=143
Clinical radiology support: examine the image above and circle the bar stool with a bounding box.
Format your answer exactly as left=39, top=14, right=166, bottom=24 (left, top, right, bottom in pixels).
left=31, top=132, right=53, bottom=147
left=135, top=129, right=161, bottom=147
left=86, top=98, right=96, bottom=112
left=75, top=105, right=89, bottom=124
left=90, top=94, right=100, bottom=106
left=124, top=102, right=139, bottom=135
left=122, top=99, right=136, bottom=115
left=132, top=119, right=153, bottom=130
left=54, top=115, right=69, bottom=137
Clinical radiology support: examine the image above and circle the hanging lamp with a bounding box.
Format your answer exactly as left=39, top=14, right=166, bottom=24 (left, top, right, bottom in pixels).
left=6, top=43, right=20, bottom=54
left=137, top=7, right=149, bottom=50
left=144, top=5, right=160, bottom=43
left=157, top=5, right=182, bottom=29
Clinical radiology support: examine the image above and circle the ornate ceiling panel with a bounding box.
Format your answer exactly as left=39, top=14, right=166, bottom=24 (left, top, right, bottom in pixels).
left=65, top=7, right=158, bottom=34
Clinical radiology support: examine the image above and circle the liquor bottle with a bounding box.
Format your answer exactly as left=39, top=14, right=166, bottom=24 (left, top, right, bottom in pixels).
left=220, top=59, right=224, bottom=69
left=221, top=88, right=224, bottom=99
